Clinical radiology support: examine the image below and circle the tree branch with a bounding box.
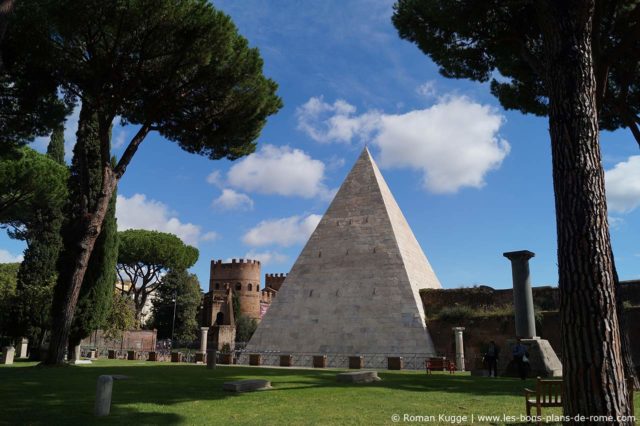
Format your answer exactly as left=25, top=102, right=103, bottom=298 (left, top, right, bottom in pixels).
left=114, top=124, right=151, bottom=179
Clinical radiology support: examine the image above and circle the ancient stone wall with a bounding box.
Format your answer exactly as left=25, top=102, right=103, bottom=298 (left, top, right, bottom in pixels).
left=81, top=329, right=157, bottom=351
left=421, top=280, right=640, bottom=317
left=426, top=306, right=640, bottom=371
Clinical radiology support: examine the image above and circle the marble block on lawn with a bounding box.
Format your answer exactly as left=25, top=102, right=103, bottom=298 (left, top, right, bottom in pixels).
left=223, top=379, right=272, bottom=393
left=336, top=371, right=381, bottom=384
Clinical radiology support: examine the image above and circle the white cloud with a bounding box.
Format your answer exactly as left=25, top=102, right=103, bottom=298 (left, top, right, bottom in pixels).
left=296, top=97, right=381, bottom=144
left=212, top=189, right=254, bottom=211
left=116, top=193, right=215, bottom=246
left=113, top=128, right=127, bottom=149
left=605, top=156, right=640, bottom=214
left=227, top=145, right=333, bottom=199
left=206, top=170, right=223, bottom=187
left=608, top=216, right=625, bottom=230
left=0, top=249, right=23, bottom=263
left=296, top=95, right=510, bottom=193
left=243, top=214, right=322, bottom=247
left=416, top=81, right=437, bottom=98
left=244, top=250, right=288, bottom=266
left=201, top=231, right=219, bottom=242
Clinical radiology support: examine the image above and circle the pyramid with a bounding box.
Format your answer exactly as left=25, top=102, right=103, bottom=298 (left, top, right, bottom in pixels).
left=245, top=147, right=442, bottom=360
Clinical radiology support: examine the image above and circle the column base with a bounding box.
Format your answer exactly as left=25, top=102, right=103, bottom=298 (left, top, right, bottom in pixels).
left=499, top=338, right=562, bottom=378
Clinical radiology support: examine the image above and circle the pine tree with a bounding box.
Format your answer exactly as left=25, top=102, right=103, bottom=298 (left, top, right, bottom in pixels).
left=46, top=125, right=65, bottom=165
left=60, top=107, right=119, bottom=354
left=7, top=148, right=66, bottom=352
left=151, top=270, right=201, bottom=344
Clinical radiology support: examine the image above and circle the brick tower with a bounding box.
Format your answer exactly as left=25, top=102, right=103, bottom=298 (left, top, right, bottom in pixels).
left=203, top=258, right=262, bottom=324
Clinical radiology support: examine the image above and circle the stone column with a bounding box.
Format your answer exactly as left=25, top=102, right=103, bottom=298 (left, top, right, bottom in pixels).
left=95, top=375, right=114, bottom=416
left=72, top=344, right=81, bottom=361
left=503, top=250, right=537, bottom=338
left=1, top=346, right=15, bottom=365
left=452, top=327, right=465, bottom=371
left=18, top=338, right=28, bottom=358
left=200, top=327, right=209, bottom=353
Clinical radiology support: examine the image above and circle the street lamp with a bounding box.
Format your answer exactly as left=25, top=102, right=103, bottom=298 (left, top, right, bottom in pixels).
left=170, top=291, right=177, bottom=347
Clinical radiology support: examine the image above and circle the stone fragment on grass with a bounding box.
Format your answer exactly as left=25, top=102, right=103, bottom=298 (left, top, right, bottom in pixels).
left=223, top=379, right=272, bottom=392
left=336, top=371, right=381, bottom=384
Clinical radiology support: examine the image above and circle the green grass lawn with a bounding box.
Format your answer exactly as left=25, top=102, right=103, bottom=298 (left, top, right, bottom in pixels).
left=0, top=360, right=636, bottom=425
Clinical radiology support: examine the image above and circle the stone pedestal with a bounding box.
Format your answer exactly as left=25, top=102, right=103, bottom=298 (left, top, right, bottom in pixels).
left=1, top=346, right=15, bottom=365
left=171, top=352, right=182, bottom=363
left=249, top=354, right=261, bottom=366
left=499, top=338, right=562, bottom=378
left=313, top=355, right=327, bottom=368
left=387, top=357, right=403, bottom=370
left=280, top=355, right=292, bottom=367
left=127, top=350, right=137, bottom=361
left=89, top=350, right=97, bottom=360
left=453, top=327, right=465, bottom=371
left=503, top=250, right=537, bottom=338
left=18, top=338, right=28, bottom=358
left=349, top=356, right=364, bottom=369
left=148, top=351, right=158, bottom=362
left=219, top=353, right=233, bottom=365
left=108, top=350, right=116, bottom=359
left=195, top=352, right=206, bottom=363
left=206, top=350, right=217, bottom=369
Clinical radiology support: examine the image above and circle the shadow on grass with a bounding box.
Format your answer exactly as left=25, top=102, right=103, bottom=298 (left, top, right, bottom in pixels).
left=0, top=361, right=536, bottom=425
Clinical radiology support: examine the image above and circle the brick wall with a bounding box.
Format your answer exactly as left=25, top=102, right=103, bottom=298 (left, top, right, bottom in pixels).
left=426, top=307, right=640, bottom=370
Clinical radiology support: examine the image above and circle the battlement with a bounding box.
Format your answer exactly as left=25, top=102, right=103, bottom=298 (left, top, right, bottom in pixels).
left=265, top=273, right=288, bottom=292
left=211, top=258, right=261, bottom=268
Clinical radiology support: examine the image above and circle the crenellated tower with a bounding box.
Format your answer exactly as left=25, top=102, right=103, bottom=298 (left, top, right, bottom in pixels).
left=205, top=259, right=262, bottom=322
left=265, top=273, right=288, bottom=292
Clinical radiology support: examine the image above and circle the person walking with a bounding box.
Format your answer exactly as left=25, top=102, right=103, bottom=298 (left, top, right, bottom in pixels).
left=512, top=338, right=529, bottom=380
left=485, top=341, right=500, bottom=377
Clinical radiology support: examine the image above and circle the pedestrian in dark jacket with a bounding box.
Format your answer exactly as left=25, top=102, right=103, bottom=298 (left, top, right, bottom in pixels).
left=512, top=338, right=529, bottom=380
left=485, top=341, right=500, bottom=377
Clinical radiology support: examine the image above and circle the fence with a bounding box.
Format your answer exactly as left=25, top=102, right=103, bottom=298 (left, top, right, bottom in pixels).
left=79, top=342, right=486, bottom=371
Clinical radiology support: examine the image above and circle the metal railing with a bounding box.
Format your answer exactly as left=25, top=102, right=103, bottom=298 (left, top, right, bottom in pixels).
left=79, top=344, right=487, bottom=371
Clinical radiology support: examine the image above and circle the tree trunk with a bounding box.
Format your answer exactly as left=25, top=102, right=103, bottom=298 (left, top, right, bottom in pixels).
left=613, top=258, right=638, bottom=389
left=44, top=169, right=116, bottom=365
left=0, top=0, right=15, bottom=48
left=539, top=0, right=631, bottom=421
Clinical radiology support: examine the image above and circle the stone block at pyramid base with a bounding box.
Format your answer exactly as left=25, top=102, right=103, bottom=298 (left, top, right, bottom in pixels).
left=244, top=148, right=442, bottom=363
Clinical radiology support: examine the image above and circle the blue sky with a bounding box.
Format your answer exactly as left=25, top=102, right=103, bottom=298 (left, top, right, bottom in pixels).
left=1, top=0, right=639, bottom=291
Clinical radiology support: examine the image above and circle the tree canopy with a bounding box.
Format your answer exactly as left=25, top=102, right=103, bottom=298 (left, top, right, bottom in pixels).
left=117, top=229, right=199, bottom=321
left=0, top=147, right=67, bottom=233
left=392, top=0, right=640, bottom=149
left=0, top=262, right=19, bottom=334
left=393, top=0, right=632, bottom=419
left=151, top=269, right=202, bottom=344
left=2, top=0, right=281, bottom=364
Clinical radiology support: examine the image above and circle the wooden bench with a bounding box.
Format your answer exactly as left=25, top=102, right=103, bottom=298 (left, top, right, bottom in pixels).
left=525, top=377, right=635, bottom=420
left=524, top=377, right=562, bottom=419
left=425, top=358, right=455, bottom=374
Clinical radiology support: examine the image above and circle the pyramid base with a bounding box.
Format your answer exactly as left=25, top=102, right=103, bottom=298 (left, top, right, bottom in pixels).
left=237, top=352, right=435, bottom=370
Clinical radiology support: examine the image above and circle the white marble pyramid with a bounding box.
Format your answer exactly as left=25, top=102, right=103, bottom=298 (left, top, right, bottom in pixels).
left=245, top=147, right=441, bottom=360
